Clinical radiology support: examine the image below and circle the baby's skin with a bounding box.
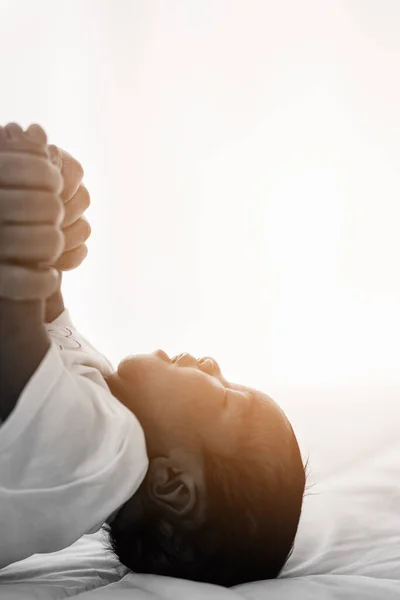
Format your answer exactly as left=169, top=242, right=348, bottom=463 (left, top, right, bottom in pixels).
left=0, top=123, right=64, bottom=300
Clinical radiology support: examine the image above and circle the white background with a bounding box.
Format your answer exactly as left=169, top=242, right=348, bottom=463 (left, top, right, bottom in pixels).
left=1, top=0, right=400, bottom=394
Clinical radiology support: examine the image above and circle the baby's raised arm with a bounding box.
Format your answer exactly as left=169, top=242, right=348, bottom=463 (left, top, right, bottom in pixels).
left=0, top=124, right=64, bottom=421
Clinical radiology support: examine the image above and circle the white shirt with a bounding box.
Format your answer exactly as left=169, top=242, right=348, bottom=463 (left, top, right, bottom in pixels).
left=0, top=309, right=148, bottom=569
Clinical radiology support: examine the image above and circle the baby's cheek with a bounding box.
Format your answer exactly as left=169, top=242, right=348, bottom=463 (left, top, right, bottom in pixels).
left=118, top=355, right=162, bottom=380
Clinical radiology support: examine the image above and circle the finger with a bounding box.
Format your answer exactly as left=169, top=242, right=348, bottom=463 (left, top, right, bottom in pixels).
left=0, top=264, right=60, bottom=300
left=62, top=184, right=90, bottom=228
left=60, top=149, right=84, bottom=202
left=0, top=153, right=63, bottom=192
left=0, top=123, right=48, bottom=158
left=0, top=224, right=65, bottom=264
left=63, top=216, right=91, bottom=252
left=48, top=145, right=84, bottom=203
left=54, top=244, right=88, bottom=271
left=0, top=189, right=64, bottom=225
left=4, top=123, right=24, bottom=138
left=26, top=124, right=48, bottom=145
left=48, top=144, right=63, bottom=169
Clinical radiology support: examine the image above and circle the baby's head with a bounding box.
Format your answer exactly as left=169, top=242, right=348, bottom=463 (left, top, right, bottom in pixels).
left=105, top=351, right=305, bottom=587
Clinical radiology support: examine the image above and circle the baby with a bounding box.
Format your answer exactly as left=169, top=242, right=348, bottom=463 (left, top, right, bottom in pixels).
left=0, top=124, right=305, bottom=587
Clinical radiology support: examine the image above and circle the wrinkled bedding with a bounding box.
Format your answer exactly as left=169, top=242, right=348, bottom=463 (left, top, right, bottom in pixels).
left=1, top=383, right=400, bottom=599
left=0, top=532, right=399, bottom=599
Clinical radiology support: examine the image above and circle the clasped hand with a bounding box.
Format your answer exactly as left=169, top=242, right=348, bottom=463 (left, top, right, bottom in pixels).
left=0, top=123, right=91, bottom=301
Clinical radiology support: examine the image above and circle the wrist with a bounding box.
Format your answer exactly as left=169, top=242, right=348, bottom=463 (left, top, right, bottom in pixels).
left=0, top=297, right=45, bottom=337
left=0, top=297, right=50, bottom=421
left=45, top=288, right=65, bottom=323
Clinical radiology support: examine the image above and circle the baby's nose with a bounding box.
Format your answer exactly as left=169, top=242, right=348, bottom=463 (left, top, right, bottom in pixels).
left=153, top=349, right=171, bottom=363
left=198, top=357, right=221, bottom=376
left=175, top=353, right=198, bottom=368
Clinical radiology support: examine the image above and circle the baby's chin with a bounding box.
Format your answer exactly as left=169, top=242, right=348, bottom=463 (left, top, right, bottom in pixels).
left=105, top=372, right=132, bottom=408
left=106, top=372, right=151, bottom=423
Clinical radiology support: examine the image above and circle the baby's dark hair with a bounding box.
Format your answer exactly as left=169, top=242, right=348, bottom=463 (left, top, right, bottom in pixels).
left=107, top=404, right=305, bottom=587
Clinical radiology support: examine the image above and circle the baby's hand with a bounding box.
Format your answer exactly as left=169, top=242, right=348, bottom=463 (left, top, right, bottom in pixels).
left=0, top=123, right=64, bottom=300
left=48, top=145, right=91, bottom=271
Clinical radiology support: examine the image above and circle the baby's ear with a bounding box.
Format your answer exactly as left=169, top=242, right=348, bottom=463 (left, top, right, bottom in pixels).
left=146, top=457, right=201, bottom=520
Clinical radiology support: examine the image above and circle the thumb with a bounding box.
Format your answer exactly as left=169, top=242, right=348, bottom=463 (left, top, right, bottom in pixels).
left=48, top=144, right=63, bottom=170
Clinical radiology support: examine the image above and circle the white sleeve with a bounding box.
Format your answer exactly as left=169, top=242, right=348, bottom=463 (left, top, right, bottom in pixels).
left=0, top=310, right=148, bottom=569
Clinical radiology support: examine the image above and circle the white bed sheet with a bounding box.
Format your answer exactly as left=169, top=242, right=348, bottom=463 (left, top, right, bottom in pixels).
left=1, top=383, right=400, bottom=599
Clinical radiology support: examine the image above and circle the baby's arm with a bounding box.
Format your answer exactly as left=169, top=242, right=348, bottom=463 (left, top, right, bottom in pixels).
left=45, top=286, right=66, bottom=323
left=0, top=124, right=64, bottom=421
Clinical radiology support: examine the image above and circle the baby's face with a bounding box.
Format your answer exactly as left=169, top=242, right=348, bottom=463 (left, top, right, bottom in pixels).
left=106, top=351, right=291, bottom=460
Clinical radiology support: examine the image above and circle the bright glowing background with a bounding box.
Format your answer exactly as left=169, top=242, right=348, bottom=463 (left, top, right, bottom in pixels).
left=1, top=0, right=400, bottom=394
